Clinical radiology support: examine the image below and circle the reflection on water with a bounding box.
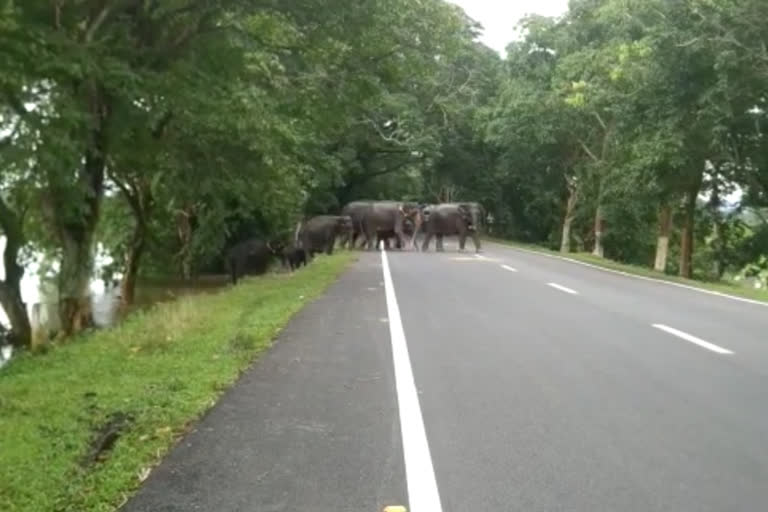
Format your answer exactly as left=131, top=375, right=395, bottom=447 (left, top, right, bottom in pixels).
left=1, top=236, right=232, bottom=334
left=91, top=284, right=122, bottom=328
left=25, top=276, right=230, bottom=344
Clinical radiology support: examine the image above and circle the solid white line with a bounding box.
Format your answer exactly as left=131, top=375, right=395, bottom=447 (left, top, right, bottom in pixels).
left=547, top=282, right=578, bottom=295
left=381, top=249, right=444, bottom=512
left=652, top=324, right=734, bottom=355
left=501, top=264, right=518, bottom=272
left=490, top=241, right=768, bottom=308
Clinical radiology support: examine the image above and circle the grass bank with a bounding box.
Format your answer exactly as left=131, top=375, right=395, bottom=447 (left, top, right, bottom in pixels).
left=487, top=237, right=768, bottom=304
left=0, top=253, right=355, bottom=512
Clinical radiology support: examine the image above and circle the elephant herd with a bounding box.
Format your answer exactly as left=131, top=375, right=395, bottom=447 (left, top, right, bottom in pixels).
left=225, top=200, right=485, bottom=284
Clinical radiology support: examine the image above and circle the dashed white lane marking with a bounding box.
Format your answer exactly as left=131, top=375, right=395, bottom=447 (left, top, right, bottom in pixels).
left=501, top=264, right=518, bottom=272
left=493, top=242, right=768, bottom=308
left=652, top=324, right=734, bottom=355
left=547, top=282, right=579, bottom=295
left=381, top=249, right=444, bottom=512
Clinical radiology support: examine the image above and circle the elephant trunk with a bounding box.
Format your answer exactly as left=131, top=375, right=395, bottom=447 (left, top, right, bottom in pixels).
left=294, top=220, right=303, bottom=246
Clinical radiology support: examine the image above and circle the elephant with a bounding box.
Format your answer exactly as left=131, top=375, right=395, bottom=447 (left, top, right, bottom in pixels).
left=421, top=202, right=483, bottom=252
left=340, top=200, right=373, bottom=249
left=360, top=201, right=423, bottom=251
left=297, top=215, right=353, bottom=258
left=376, top=216, right=417, bottom=250
left=225, top=238, right=283, bottom=284
left=278, top=244, right=307, bottom=271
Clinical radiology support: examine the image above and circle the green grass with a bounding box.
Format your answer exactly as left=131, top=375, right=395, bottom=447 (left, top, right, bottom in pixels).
left=0, top=253, right=355, bottom=512
left=486, top=237, right=768, bottom=304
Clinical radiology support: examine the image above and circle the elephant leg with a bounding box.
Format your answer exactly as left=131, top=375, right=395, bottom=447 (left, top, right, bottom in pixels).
left=395, top=232, right=404, bottom=250
left=421, top=232, right=433, bottom=251
left=325, top=236, right=334, bottom=255
left=436, top=234, right=445, bottom=252
left=365, top=228, right=376, bottom=250
left=472, top=232, right=482, bottom=253
left=458, top=233, right=467, bottom=251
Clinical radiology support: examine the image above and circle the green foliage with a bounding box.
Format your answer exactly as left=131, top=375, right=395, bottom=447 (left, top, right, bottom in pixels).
left=473, top=0, right=768, bottom=277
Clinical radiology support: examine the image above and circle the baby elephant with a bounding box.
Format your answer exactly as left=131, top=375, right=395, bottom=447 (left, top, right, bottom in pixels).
left=279, top=245, right=307, bottom=271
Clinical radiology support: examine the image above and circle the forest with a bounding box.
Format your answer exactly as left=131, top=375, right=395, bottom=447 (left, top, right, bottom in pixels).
left=2, top=0, right=768, bottom=350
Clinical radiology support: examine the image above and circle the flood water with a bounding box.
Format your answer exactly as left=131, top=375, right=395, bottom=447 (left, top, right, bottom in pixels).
left=0, top=236, right=230, bottom=336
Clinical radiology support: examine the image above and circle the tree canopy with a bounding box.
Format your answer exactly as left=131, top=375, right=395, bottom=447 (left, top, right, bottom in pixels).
left=1, top=0, right=767, bottom=347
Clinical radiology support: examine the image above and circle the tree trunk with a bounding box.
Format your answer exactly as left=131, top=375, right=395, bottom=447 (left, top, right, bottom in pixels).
left=0, top=283, right=30, bottom=349
left=712, top=220, right=726, bottom=280
left=654, top=203, right=672, bottom=272
left=114, top=178, right=153, bottom=309
left=120, top=224, right=146, bottom=309
left=592, top=204, right=605, bottom=257
left=560, top=180, right=578, bottom=253
left=50, top=86, right=109, bottom=336
left=57, top=233, right=95, bottom=336
left=679, top=191, right=698, bottom=279
left=0, top=200, right=31, bottom=348
left=175, top=206, right=196, bottom=280
left=708, top=176, right=726, bottom=279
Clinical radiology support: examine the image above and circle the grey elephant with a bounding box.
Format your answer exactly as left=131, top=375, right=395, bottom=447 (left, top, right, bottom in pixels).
left=225, top=238, right=283, bottom=284
left=360, top=200, right=423, bottom=251
left=297, top=215, right=353, bottom=258
left=339, top=200, right=373, bottom=249
left=376, top=216, right=418, bottom=250
left=421, top=202, right=483, bottom=252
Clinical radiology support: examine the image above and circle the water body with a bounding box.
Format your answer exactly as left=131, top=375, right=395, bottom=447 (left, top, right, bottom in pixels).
left=0, top=236, right=122, bottom=330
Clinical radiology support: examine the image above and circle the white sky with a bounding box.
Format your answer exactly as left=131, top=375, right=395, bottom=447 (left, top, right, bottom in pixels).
left=448, top=0, right=570, bottom=56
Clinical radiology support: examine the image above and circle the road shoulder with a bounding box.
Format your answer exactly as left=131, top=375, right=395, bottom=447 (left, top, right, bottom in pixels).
left=122, top=253, right=406, bottom=512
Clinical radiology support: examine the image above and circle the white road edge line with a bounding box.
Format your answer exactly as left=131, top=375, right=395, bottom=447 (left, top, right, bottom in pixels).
left=381, top=249, right=444, bottom=512
left=652, top=324, right=734, bottom=355
left=501, top=264, right=518, bottom=272
left=490, top=242, right=768, bottom=308
left=547, top=282, right=578, bottom=295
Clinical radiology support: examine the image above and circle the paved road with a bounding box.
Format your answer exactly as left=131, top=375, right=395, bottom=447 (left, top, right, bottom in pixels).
left=124, top=241, right=768, bottom=511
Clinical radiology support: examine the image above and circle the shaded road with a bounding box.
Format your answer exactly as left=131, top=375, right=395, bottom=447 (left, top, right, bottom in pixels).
left=125, top=241, right=768, bottom=511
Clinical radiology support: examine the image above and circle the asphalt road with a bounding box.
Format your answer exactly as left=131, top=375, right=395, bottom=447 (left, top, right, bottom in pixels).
left=124, top=240, right=768, bottom=512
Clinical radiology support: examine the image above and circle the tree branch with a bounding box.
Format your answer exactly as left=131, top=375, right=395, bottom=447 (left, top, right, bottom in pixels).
left=84, top=3, right=112, bottom=43
left=593, top=111, right=608, bottom=132
left=578, top=139, right=600, bottom=163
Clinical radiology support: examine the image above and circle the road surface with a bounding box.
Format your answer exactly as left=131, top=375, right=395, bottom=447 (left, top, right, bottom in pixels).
left=124, top=241, right=768, bottom=512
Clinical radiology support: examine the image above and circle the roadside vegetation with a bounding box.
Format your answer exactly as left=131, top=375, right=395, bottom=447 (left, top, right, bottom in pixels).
left=0, top=253, right=353, bottom=512
left=489, top=238, right=768, bottom=304
left=477, top=0, right=768, bottom=292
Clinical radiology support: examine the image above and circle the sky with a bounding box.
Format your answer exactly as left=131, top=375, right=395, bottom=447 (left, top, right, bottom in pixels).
left=447, top=0, right=570, bottom=56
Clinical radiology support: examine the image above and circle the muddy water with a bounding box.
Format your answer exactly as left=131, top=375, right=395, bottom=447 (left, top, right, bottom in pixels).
left=24, top=275, right=231, bottom=345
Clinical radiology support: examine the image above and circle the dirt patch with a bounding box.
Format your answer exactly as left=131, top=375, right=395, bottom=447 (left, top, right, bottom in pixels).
left=80, top=411, right=135, bottom=467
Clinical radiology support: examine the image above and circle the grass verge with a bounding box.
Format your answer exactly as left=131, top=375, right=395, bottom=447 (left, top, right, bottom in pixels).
left=486, top=237, right=768, bottom=304
left=0, top=252, right=355, bottom=512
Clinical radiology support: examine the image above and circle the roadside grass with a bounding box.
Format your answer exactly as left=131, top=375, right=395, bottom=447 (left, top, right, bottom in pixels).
left=486, top=237, right=768, bottom=304
left=0, top=252, right=355, bottom=512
